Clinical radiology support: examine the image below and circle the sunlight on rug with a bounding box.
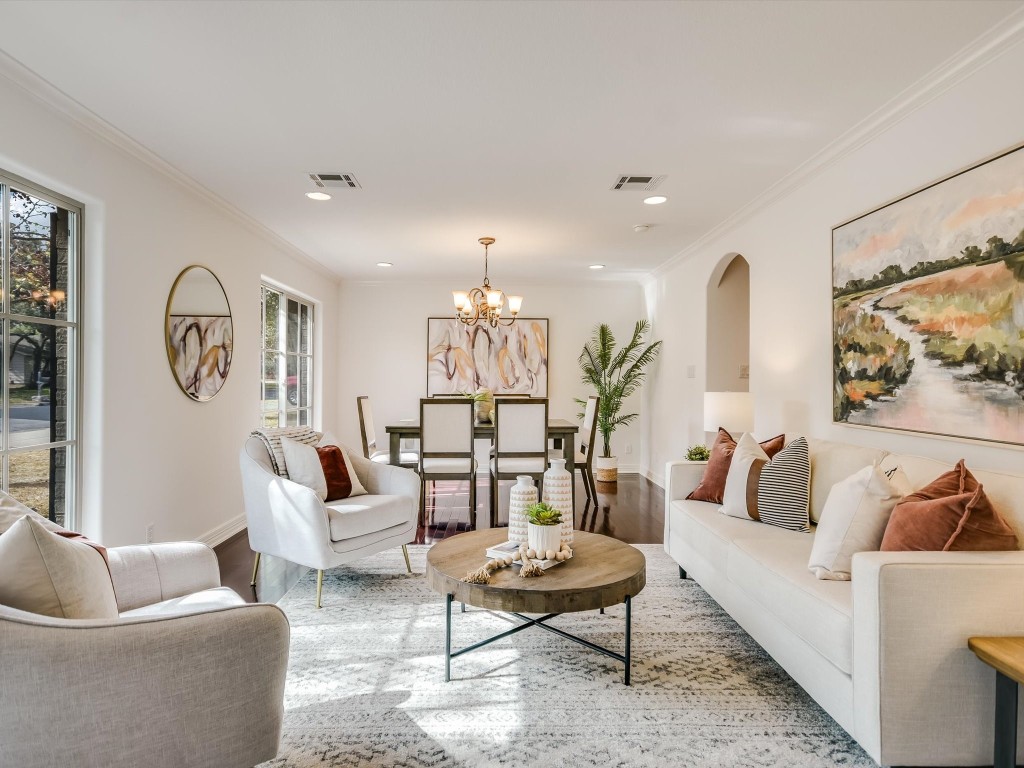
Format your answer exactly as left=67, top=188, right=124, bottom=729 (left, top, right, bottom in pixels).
left=260, top=544, right=873, bottom=767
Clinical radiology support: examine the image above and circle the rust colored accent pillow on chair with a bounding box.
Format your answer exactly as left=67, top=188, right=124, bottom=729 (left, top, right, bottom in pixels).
left=687, top=427, right=786, bottom=504
left=316, top=445, right=356, bottom=502
left=881, top=461, right=1018, bottom=552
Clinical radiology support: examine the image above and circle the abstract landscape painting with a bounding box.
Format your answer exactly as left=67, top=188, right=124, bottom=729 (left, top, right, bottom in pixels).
left=168, top=315, right=233, bottom=401
left=833, top=144, right=1024, bottom=445
left=427, top=318, right=548, bottom=396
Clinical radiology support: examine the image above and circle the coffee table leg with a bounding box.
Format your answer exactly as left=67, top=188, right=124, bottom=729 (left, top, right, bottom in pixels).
left=445, top=594, right=453, bottom=682
left=995, top=671, right=1018, bottom=768
left=624, top=595, right=632, bottom=686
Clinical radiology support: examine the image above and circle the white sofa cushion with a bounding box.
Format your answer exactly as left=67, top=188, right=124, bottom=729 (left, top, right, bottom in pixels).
left=809, top=465, right=911, bottom=580
left=326, top=494, right=412, bottom=541
left=806, top=438, right=889, bottom=523
left=669, top=499, right=797, bottom=567
left=728, top=535, right=853, bottom=674
left=119, top=586, right=245, bottom=618
left=0, top=514, right=118, bottom=619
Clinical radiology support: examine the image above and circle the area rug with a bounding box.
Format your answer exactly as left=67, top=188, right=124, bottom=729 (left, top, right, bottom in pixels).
left=261, top=544, right=874, bottom=767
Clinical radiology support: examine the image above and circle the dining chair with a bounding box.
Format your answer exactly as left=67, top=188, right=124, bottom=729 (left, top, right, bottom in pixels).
left=490, top=397, right=549, bottom=528
left=419, top=398, right=477, bottom=530
left=550, top=395, right=600, bottom=502
left=357, top=395, right=418, bottom=469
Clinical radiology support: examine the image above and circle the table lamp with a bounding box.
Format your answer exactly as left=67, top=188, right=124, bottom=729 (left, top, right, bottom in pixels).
left=703, top=391, right=754, bottom=435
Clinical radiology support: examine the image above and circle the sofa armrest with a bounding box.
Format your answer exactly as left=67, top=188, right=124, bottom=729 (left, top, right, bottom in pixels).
left=664, top=460, right=707, bottom=550
left=0, top=602, right=289, bottom=768
left=851, top=550, right=1024, bottom=766
left=107, top=542, right=221, bottom=613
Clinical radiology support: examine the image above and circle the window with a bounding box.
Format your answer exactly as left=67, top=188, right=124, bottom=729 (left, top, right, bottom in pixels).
left=0, top=173, right=80, bottom=529
left=260, top=284, right=313, bottom=427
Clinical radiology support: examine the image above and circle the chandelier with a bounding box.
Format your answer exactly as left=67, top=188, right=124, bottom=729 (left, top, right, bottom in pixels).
left=452, top=237, right=523, bottom=327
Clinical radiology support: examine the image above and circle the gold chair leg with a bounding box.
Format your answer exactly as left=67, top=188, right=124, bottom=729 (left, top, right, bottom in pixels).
left=250, top=552, right=261, bottom=587
left=402, top=544, right=412, bottom=574
left=316, top=569, right=324, bottom=609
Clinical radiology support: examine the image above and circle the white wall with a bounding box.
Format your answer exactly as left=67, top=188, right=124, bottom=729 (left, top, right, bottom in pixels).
left=334, top=280, right=645, bottom=469
left=0, top=67, right=340, bottom=546
left=644, top=38, right=1024, bottom=485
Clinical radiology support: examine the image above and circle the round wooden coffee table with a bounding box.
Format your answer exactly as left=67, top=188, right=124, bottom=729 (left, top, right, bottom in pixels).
left=426, top=529, right=646, bottom=684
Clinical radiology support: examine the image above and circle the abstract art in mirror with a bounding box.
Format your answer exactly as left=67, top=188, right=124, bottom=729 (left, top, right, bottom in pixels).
left=166, top=265, right=233, bottom=401
left=833, top=143, right=1024, bottom=445
left=427, top=317, right=548, bottom=396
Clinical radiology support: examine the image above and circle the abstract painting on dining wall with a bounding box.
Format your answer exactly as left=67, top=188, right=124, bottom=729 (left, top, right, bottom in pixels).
left=427, top=318, right=548, bottom=396
left=168, top=316, right=233, bottom=401
left=832, top=144, right=1024, bottom=445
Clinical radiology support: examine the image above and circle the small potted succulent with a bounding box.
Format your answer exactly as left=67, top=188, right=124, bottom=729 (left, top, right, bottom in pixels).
left=685, top=444, right=711, bottom=462
left=524, top=502, right=562, bottom=558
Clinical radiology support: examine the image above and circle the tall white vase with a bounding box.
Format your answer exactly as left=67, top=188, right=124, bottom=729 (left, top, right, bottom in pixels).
left=542, top=459, right=574, bottom=545
left=508, top=475, right=537, bottom=545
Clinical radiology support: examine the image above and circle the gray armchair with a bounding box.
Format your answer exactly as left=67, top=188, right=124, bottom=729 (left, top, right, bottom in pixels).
left=0, top=541, right=289, bottom=768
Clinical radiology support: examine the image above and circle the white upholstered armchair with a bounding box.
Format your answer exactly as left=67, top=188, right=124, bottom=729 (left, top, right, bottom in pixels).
left=240, top=435, right=420, bottom=608
left=0, top=541, right=290, bottom=768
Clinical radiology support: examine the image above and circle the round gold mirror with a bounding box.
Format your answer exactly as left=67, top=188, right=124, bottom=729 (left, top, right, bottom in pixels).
left=165, top=265, right=233, bottom=401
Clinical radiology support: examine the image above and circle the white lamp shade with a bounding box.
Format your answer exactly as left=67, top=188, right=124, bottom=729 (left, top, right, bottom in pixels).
left=507, top=295, right=523, bottom=314
left=452, top=290, right=468, bottom=310
left=703, top=391, right=754, bottom=434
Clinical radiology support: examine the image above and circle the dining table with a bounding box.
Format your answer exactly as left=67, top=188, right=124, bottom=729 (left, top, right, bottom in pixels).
left=384, top=418, right=580, bottom=475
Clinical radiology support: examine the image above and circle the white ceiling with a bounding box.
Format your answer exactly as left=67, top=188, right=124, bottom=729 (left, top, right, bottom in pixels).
left=0, top=0, right=1021, bottom=282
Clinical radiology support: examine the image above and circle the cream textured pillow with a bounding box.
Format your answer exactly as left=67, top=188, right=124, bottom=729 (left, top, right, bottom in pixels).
left=0, top=514, right=118, bottom=619
left=808, top=464, right=911, bottom=580
left=280, top=437, right=367, bottom=501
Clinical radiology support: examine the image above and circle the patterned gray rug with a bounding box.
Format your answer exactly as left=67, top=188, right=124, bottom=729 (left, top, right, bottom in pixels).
left=261, top=544, right=874, bottom=767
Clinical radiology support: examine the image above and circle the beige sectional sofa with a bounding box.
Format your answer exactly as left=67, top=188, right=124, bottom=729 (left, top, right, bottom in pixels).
left=664, top=437, right=1024, bottom=767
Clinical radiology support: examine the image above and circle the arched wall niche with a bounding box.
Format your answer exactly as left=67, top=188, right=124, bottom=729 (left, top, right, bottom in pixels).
left=705, top=253, right=750, bottom=393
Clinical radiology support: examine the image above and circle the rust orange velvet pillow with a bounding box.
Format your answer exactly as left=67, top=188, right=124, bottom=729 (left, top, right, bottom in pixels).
left=902, top=458, right=978, bottom=502
left=687, top=428, right=785, bottom=504
left=881, top=471, right=1018, bottom=552
left=316, top=445, right=355, bottom=502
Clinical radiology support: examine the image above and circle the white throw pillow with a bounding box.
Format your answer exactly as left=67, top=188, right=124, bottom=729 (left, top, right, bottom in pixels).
left=280, top=437, right=367, bottom=501
left=721, top=432, right=770, bottom=520
left=0, top=514, right=118, bottom=619
left=808, top=464, right=912, bottom=581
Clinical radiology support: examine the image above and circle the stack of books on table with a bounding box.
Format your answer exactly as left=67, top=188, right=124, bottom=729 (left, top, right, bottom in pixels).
left=484, top=540, right=571, bottom=571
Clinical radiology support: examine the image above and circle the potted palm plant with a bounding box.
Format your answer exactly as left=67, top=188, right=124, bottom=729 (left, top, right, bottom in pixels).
left=576, top=320, right=662, bottom=483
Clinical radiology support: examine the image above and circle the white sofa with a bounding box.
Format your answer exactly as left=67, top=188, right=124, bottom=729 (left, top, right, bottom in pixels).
left=664, top=437, right=1024, bottom=767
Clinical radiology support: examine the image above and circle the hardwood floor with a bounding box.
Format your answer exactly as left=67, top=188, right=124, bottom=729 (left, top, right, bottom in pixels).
left=216, top=473, right=664, bottom=604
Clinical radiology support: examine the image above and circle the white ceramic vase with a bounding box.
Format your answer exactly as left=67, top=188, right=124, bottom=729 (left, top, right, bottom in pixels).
left=508, top=475, right=537, bottom=545
left=542, top=458, right=574, bottom=545
left=527, top=522, right=561, bottom=558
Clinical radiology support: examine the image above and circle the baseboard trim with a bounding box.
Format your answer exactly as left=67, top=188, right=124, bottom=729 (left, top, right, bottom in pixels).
left=198, top=513, right=247, bottom=548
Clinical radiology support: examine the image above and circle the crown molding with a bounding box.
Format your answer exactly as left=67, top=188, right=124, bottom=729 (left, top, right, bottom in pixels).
left=646, top=8, right=1024, bottom=283
left=0, top=50, right=339, bottom=282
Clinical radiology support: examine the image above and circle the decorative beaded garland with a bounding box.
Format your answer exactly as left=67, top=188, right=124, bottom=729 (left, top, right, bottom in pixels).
left=460, top=542, right=573, bottom=584
left=507, top=475, right=537, bottom=545
left=542, top=458, right=574, bottom=545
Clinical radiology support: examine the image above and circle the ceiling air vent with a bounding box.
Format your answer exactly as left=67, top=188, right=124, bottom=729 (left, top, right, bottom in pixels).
left=611, top=174, right=666, bottom=191
left=309, top=172, right=361, bottom=189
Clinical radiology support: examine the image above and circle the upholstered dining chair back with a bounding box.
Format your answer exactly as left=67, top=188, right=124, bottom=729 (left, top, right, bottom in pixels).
left=419, top=398, right=475, bottom=465
left=493, top=397, right=548, bottom=464
left=356, top=395, right=377, bottom=458
left=581, top=395, right=600, bottom=455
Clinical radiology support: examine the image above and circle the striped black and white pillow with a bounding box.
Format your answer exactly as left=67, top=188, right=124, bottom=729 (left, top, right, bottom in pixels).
left=249, top=427, right=323, bottom=478
left=721, top=434, right=810, bottom=532
left=757, top=437, right=811, bottom=531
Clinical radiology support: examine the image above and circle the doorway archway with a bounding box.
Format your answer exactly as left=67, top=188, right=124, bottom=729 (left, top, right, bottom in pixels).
left=706, top=253, right=750, bottom=393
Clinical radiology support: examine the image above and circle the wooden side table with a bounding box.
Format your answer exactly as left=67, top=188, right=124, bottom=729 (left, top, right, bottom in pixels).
left=968, top=636, right=1024, bottom=768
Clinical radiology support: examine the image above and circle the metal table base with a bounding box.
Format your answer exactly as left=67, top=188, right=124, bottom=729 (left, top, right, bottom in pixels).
left=444, top=593, right=633, bottom=685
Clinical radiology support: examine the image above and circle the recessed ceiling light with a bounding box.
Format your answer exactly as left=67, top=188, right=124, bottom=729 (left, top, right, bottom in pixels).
left=589, top=264, right=605, bottom=270
left=376, top=262, right=393, bottom=268
left=305, top=191, right=332, bottom=201
left=643, top=195, right=667, bottom=205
